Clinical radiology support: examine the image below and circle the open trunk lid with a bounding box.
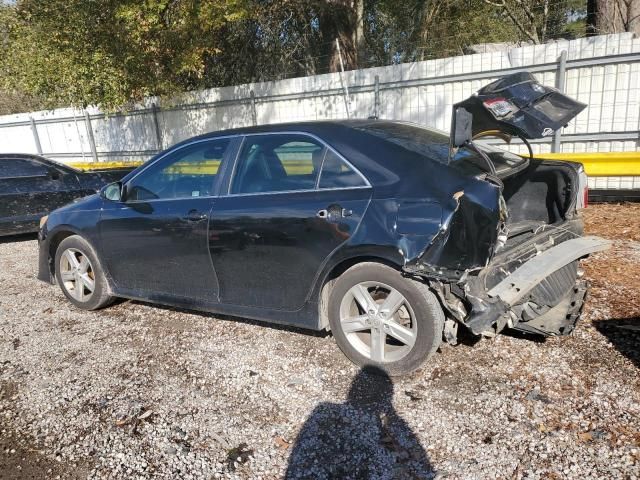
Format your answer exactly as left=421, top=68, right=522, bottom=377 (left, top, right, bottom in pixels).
left=451, top=71, right=587, bottom=146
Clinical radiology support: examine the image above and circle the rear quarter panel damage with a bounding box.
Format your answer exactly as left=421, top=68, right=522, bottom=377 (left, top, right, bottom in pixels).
left=400, top=177, right=502, bottom=279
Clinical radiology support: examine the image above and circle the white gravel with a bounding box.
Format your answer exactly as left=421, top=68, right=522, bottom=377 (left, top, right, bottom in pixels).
left=0, top=235, right=639, bottom=479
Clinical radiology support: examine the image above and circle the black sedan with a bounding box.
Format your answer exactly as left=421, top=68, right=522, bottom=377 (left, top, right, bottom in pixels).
left=37, top=73, right=610, bottom=375
left=0, top=154, right=134, bottom=236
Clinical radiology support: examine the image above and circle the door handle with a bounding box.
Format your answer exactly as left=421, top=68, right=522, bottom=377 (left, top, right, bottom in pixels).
left=341, top=208, right=353, bottom=217
left=183, top=209, right=207, bottom=222
left=316, top=206, right=353, bottom=220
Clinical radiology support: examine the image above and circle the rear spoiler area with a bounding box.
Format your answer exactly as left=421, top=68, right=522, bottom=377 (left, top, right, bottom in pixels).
left=450, top=71, right=587, bottom=149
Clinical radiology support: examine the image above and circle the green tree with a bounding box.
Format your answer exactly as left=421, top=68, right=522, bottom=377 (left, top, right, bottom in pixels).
left=0, top=0, right=249, bottom=110
left=0, top=0, right=587, bottom=114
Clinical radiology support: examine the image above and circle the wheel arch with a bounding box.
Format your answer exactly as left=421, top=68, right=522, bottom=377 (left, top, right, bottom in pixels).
left=315, top=251, right=403, bottom=330
left=46, top=227, right=112, bottom=290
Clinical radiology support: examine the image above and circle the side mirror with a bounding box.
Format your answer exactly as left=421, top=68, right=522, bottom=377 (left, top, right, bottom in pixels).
left=451, top=106, right=473, bottom=148
left=101, top=182, right=123, bottom=202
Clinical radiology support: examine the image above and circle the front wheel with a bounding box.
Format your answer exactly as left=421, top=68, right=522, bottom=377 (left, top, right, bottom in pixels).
left=328, top=262, right=444, bottom=376
left=55, top=235, right=114, bottom=310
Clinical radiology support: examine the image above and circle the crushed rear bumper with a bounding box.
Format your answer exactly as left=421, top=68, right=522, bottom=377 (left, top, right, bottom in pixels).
left=469, top=235, right=610, bottom=336
left=487, top=236, right=610, bottom=306
left=422, top=226, right=611, bottom=338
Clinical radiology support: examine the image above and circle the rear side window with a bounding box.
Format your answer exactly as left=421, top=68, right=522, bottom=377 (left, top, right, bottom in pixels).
left=318, top=150, right=367, bottom=189
left=0, top=158, right=49, bottom=179
left=357, top=122, right=527, bottom=177
left=231, top=134, right=324, bottom=194
left=127, top=138, right=230, bottom=201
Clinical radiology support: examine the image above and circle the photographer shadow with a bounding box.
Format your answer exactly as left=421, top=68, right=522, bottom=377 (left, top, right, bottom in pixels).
left=285, top=366, right=434, bottom=479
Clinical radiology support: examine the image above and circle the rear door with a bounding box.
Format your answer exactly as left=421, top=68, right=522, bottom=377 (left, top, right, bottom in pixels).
left=0, top=156, right=81, bottom=235
left=209, top=133, right=372, bottom=311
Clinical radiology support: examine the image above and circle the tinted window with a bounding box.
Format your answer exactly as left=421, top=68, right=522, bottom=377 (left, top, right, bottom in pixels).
left=318, top=150, right=367, bottom=188
left=127, top=138, right=230, bottom=201
left=357, top=122, right=527, bottom=177
left=0, top=158, right=49, bottom=179
left=231, top=134, right=324, bottom=194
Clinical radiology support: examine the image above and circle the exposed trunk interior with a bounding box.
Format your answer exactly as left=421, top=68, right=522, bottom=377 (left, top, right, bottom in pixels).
left=501, top=159, right=580, bottom=248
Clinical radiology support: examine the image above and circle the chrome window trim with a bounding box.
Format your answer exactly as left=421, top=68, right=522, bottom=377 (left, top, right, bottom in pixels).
left=225, top=130, right=371, bottom=197
left=122, top=135, right=236, bottom=203
left=223, top=185, right=372, bottom=199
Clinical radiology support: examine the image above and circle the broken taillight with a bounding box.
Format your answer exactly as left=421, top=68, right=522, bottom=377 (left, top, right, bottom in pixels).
left=483, top=97, right=516, bottom=118
left=583, top=184, right=589, bottom=208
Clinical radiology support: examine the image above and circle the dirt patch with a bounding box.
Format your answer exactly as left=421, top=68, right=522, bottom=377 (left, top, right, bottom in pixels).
left=582, top=203, right=640, bottom=322
left=583, top=202, right=640, bottom=242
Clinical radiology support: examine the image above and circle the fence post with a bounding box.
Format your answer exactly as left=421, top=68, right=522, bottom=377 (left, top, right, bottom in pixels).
left=151, top=102, right=163, bottom=151
left=83, top=110, right=99, bottom=163
left=29, top=117, right=43, bottom=155
left=552, top=50, right=568, bottom=153
left=250, top=90, right=258, bottom=126
left=374, top=75, right=380, bottom=119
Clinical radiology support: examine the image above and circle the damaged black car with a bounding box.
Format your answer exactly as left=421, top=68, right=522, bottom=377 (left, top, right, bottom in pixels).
left=37, top=72, right=610, bottom=375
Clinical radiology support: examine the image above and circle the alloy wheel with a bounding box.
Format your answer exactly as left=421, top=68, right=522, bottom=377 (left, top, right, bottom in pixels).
left=339, top=281, right=417, bottom=363
left=59, top=248, right=95, bottom=302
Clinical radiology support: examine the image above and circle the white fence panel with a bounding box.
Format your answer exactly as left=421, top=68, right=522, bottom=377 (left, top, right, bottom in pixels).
left=0, top=33, right=638, bottom=164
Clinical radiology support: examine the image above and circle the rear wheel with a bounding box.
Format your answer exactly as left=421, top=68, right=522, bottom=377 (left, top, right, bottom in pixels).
left=55, top=235, right=114, bottom=310
left=328, top=262, right=444, bottom=376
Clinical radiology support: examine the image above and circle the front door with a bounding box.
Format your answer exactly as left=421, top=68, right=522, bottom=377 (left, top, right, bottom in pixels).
left=98, top=137, right=235, bottom=302
left=210, top=134, right=371, bottom=311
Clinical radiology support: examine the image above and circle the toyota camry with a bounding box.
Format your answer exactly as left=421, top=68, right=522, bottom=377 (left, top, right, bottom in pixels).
left=37, top=73, right=610, bottom=375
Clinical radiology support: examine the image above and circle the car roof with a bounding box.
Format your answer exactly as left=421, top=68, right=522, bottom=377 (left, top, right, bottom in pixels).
left=0, top=153, right=79, bottom=173
left=190, top=119, right=386, bottom=138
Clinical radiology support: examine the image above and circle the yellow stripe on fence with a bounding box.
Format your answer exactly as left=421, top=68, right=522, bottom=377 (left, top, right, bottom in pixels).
left=70, top=161, right=144, bottom=170
left=533, top=152, right=640, bottom=177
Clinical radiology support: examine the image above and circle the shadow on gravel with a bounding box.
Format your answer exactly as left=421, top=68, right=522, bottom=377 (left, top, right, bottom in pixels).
left=0, top=233, right=37, bottom=244
left=594, top=317, right=640, bottom=369
left=285, top=366, right=434, bottom=479
left=501, top=328, right=547, bottom=343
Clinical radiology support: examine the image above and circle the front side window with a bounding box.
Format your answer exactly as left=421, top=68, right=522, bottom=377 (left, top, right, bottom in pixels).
left=0, top=158, right=49, bottom=179
left=231, top=134, right=324, bottom=194
left=127, top=138, right=230, bottom=201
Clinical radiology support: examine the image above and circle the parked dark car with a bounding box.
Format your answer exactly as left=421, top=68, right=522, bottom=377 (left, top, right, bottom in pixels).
left=0, top=154, right=134, bottom=236
left=37, top=73, right=610, bottom=375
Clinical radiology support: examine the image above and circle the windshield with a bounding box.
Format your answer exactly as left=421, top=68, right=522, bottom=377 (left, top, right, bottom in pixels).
left=356, top=121, right=527, bottom=177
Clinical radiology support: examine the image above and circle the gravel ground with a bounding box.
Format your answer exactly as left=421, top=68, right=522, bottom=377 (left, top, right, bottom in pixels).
left=0, top=204, right=639, bottom=480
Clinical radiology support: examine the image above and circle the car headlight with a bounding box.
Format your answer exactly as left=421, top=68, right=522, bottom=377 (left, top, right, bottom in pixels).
left=39, top=215, right=48, bottom=229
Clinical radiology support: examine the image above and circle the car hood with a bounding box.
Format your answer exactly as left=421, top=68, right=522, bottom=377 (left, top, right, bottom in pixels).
left=453, top=71, right=586, bottom=141
left=51, top=193, right=103, bottom=215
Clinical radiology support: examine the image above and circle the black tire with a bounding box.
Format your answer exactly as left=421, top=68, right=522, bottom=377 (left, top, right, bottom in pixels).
left=54, top=235, right=114, bottom=310
left=328, top=262, right=444, bottom=376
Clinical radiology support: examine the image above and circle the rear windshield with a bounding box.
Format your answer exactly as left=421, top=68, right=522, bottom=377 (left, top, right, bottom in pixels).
left=356, top=122, right=527, bottom=177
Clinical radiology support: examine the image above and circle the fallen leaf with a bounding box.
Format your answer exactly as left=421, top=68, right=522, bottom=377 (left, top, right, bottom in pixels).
left=138, top=410, right=153, bottom=420
left=274, top=436, right=290, bottom=450
left=578, top=432, right=593, bottom=442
